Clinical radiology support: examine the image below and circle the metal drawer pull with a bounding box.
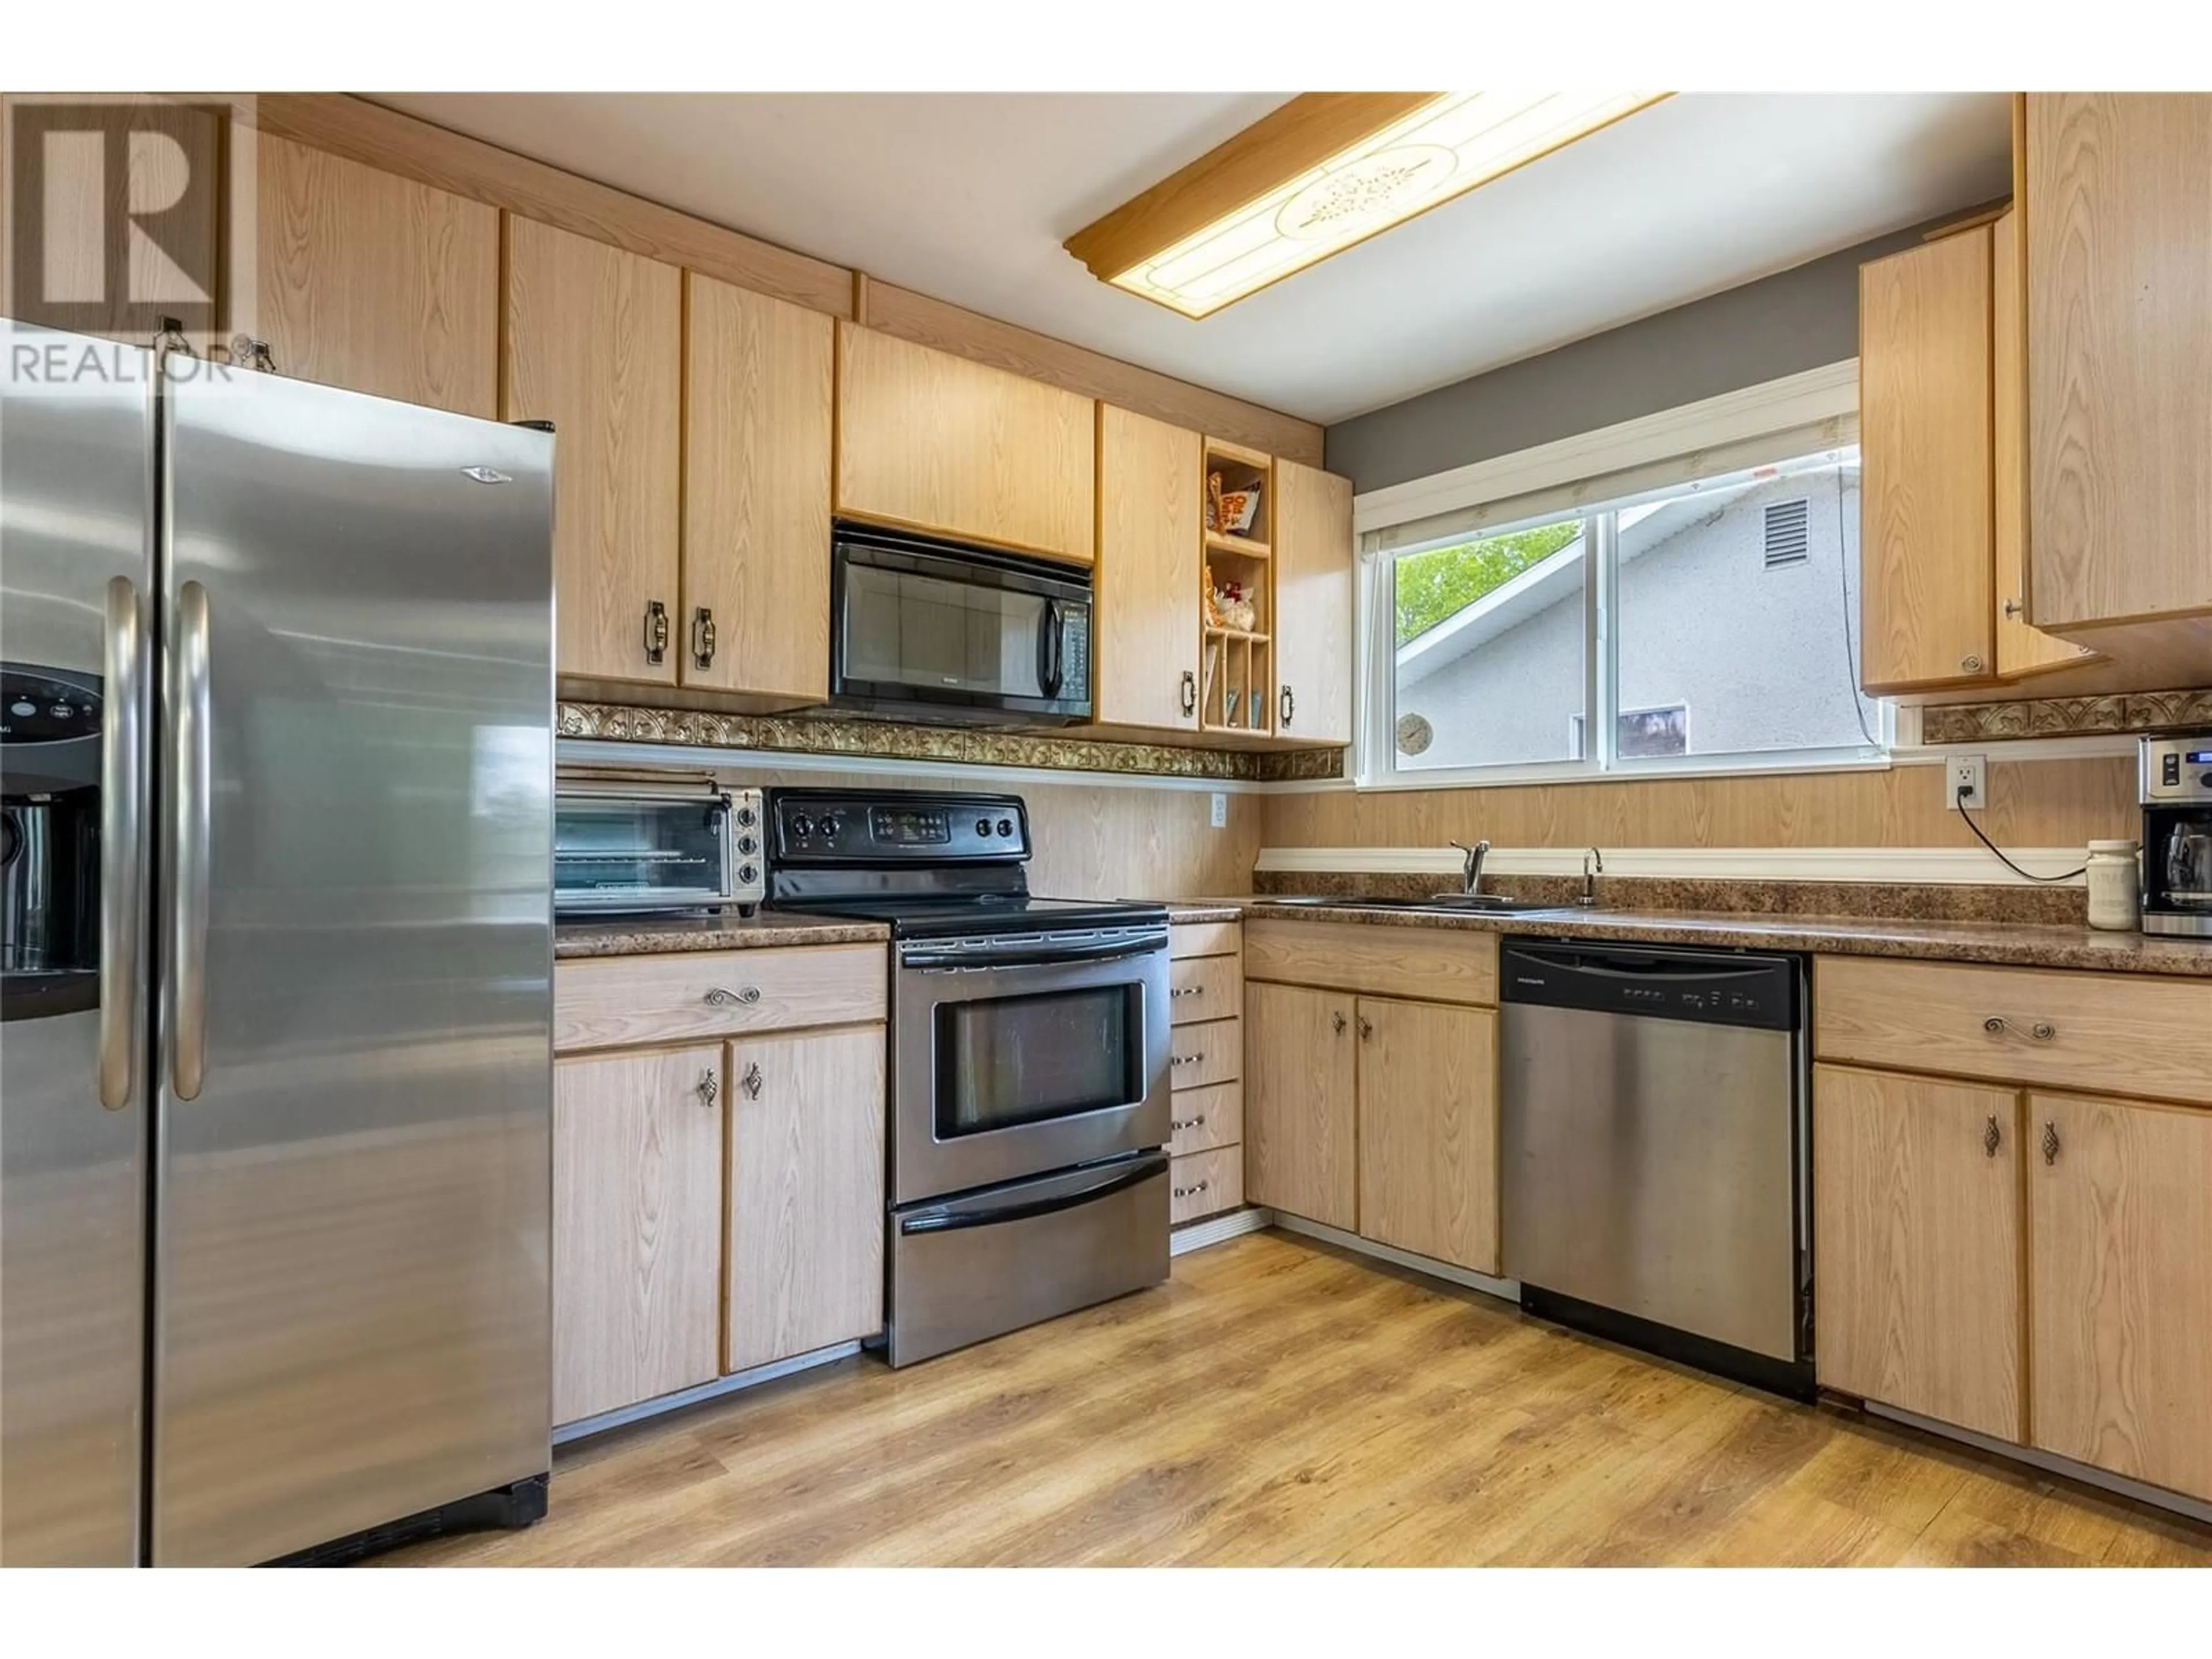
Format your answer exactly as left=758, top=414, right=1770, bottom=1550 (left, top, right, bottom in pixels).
left=1179, top=670, right=1197, bottom=715
left=1357, top=1016, right=1373, bottom=1041
left=1984, top=1115, right=2001, bottom=1158
left=1170, top=984, right=1206, bottom=999
left=1983, top=1014, right=2058, bottom=1043
left=698, top=1070, right=720, bottom=1108
left=1331, top=1012, right=1347, bottom=1034
left=705, top=985, right=762, bottom=1006
left=2043, top=1120, right=2060, bottom=1165
left=742, top=1062, right=764, bottom=1100
left=692, top=605, right=717, bottom=669
left=1171, top=1113, right=1207, bottom=1132
left=1173, top=1180, right=1211, bottom=1199
left=1169, top=1052, right=1205, bottom=1068
left=644, top=600, right=670, bottom=665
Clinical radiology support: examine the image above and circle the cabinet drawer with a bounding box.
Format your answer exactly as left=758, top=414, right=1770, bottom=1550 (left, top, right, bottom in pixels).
left=1171, top=1146, right=1243, bottom=1226
left=1171, top=921, right=1241, bottom=960
left=1815, top=956, right=2212, bottom=1107
left=1245, top=919, right=1497, bottom=1005
left=1168, top=1017, right=1240, bottom=1091
left=1168, top=1080, right=1242, bottom=1157
left=1169, top=953, right=1243, bottom=1026
left=555, top=944, right=888, bottom=1053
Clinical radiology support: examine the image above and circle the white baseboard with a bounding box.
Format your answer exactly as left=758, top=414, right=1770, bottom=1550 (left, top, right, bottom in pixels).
left=1254, top=844, right=2091, bottom=887
left=1271, top=1214, right=1522, bottom=1301
left=552, top=1339, right=863, bottom=1445
left=1865, top=1401, right=2212, bottom=1528
left=1171, top=1205, right=1274, bottom=1255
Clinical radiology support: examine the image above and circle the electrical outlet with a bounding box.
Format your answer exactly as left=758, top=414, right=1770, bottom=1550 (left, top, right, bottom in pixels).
left=1946, top=754, right=1987, bottom=812
left=1209, top=791, right=1228, bottom=830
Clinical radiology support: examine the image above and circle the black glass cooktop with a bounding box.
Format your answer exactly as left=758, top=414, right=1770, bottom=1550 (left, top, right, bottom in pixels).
left=769, top=893, right=1168, bottom=941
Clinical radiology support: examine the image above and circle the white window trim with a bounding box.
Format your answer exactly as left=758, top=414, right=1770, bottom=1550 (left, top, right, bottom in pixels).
left=1354, top=361, right=1889, bottom=793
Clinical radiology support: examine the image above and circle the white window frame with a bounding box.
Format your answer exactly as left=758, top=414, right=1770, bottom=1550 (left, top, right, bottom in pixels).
left=1354, top=362, right=1892, bottom=792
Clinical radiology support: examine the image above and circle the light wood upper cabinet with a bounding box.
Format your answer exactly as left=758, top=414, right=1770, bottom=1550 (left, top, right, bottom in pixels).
left=1857, top=226, right=1997, bottom=692
left=1812, top=1065, right=2024, bottom=1442
left=552, top=1044, right=725, bottom=1425
left=2031, top=1092, right=2212, bottom=1502
left=1244, top=982, right=1357, bottom=1229
left=1095, top=405, right=1201, bottom=729
left=836, top=324, right=1096, bottom=563
left=682, top=272, right=834, bottom=704
left=2027, top=93, right=2212, bottom=631
left=254, top=132, right=499, bottom=418
left=503, top=216, right=682, bottom=685
left=1273, top=460, right=1355, bottom=744
left=725, top=1025, right=886, bottom=1374
left=1357, top=998, right=1498, bottom=1275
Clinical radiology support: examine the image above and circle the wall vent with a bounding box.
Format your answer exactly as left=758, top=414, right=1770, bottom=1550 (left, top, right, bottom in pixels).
left=1763, top=498, right=1810, bottom=567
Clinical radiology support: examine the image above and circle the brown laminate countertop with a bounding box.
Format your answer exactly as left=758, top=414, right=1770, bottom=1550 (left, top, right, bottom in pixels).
left=555, top=910, right=890, bottom=960
left=1161, top=902, right=1249, bottom=925
left=1238, top=900, right=2212, bottom=979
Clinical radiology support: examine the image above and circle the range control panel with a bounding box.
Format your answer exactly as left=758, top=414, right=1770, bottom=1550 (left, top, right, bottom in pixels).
left=769, top=790, right=1030, bottom=864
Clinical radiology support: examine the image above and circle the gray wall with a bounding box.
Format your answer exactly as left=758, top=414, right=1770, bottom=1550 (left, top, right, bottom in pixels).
left=1325, top=215, right=1974, bottom=494
left=1400, top=473, right=1879, bottom=771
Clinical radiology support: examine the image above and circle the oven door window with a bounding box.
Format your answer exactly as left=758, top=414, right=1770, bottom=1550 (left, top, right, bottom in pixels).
left=844, top=564, right=1051, bottom=701
left=554, top=798, right=728, bottom=907
left=934, top=983, right=1142, bottom=1138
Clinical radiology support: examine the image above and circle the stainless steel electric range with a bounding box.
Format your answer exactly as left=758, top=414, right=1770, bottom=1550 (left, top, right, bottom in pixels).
left=764, top=789, right=1171, bottom=1366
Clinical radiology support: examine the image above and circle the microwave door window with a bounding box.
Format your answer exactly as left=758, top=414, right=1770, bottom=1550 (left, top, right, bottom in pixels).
left=935, top=985, right=1139, bottom=1137
left=845, top=566, right=1048, bottom=699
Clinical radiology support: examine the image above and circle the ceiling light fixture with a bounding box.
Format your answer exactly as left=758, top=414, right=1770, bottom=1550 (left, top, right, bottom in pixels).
left=1065, top=91, right=1671, bottom=319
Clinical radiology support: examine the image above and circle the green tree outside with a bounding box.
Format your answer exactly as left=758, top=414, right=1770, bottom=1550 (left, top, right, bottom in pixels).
left=1395, top=520, right=1583, bottom=646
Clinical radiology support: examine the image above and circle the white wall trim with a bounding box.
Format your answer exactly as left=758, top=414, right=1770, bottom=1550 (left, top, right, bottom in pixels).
left=1867, top=1402, right=2212, bottom=1527
left=1256, top=844, right=2094, bottom=887
left=1171, top=1206, right=1274, bottom=1255
left=552, top=1339, right=862, bottom=1445
left=559, top=737, right=1268, bottom=795
left=1353, top=359, right=1861, bottom=539
left=1272, top=1215, right=1522, bottom=1301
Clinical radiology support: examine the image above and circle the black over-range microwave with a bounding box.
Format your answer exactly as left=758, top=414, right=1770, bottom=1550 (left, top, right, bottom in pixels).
left=830, top=520, right=1092, bottom=725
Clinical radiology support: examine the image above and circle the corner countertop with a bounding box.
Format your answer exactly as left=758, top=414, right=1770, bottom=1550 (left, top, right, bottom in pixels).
left=1162, top=902, right=1249, bottom=925
left=555, top=911, right=891, bottom=960
left=1236, top=899, right=2212, bottom=979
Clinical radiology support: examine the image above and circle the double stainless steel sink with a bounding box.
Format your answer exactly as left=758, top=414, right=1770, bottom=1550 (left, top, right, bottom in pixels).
left=1260, top=893, right=1600, bottom=918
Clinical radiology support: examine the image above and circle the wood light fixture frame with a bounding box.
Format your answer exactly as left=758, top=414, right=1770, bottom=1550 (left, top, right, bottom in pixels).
left=1066, top=91, right=1670, bottom=319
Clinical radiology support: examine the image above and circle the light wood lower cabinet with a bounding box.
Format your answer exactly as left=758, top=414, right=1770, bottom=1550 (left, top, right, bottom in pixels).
left=1357, top=999, right=1499, bottom=1275
left=725, top=1025, right=885, bottom=1374
left=1812, top=1064, right=2024, bottom=1442
left=552, top=1044, right=726, bottom=1425
left=2030, top=1092, right=2212, bottom=1502
left=1243, top=982, right=1358, bottom=1230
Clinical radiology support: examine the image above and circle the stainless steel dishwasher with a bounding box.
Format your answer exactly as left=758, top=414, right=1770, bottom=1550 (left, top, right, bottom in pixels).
left=1499, top=937, right=1813, bottom=1396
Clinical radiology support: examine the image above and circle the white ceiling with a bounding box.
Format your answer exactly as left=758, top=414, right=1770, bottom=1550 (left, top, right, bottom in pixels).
left=373, top=92, right=2012, bottom=426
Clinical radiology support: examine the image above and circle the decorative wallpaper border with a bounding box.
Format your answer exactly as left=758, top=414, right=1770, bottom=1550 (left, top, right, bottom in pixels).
left=558, top=702, right=1347, bottom=784
left=1920, top=687, right=2212, bottom=745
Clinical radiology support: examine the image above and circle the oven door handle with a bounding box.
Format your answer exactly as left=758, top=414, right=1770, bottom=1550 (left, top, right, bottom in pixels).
left=903, top=938, right=1169, bottom=973
left=898, top=1157, right=1165, bottom=1236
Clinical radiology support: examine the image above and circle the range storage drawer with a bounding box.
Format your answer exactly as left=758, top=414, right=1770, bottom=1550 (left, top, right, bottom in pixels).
left=1167, top=1017, right=1241, bottom=1092
left=555, top=944, right=888, bottom=1053
left=1170, top=1146, right=1243, bottom=1225
left=1814, top=955, right=2212, bottom=1108
left=1169, top=953, right=1243, bottom=1025
left=1167, top=1080, right=1243, bottom=1157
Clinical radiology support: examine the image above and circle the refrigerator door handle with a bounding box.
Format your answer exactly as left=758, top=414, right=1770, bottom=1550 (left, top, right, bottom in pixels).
left=172, top=579, right=212, bottom=1101
left=97, top=576, right=144, bottom=1109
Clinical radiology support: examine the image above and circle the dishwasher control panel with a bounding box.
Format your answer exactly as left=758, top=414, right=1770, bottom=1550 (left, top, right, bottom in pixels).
left=1500, top=938, right=1800, bottom=1031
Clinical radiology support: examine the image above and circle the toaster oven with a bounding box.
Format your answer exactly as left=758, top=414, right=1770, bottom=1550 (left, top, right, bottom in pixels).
left=553, top=781, right=762, bottom=915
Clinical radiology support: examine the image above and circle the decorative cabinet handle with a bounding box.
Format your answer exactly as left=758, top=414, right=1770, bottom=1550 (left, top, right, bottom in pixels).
left=1169, top=984, right=1205, bottom=1000
left=1357, top=1016, right=1373, bottom=1041
left=1179, top=670, right=1197, bottom=716
left=704, top=985, right=762, bottom=1007
left=742, top=1062, right=764, bottom=1100
left=692, top=606, right=717, bottom=669
left=230, top=334, right=275, bottom=372
left=1960, top=653, right=1986, bottom=674
left=1331, top=1011, right=1347, bottom=1035
left=1983, top=1014, right=2056, bottom=1042
left=2031, top=1021, right=2056, bottom=1042
left=644, top=600, right=670, bottom=666
left=1171, top=1113, right=1208, bottom=1132
left=697, top=1069, right=720, bottom=1109
left=2003, top=599, right=2024, bottom=619
left=1279, top=685, right=1295, bottom=727
left=2043, top=1120, right=2061, bottom=1165
left=1984, top=1115, right=2001, bottom=1158
left=1173, top=1179, right=1211, bottom=1199
left=1169, top=1052, right=1204, bottom=1069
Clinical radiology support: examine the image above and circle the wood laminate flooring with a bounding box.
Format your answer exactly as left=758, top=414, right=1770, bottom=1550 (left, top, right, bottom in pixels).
left=379, top=1231, right=2212, bottom=1567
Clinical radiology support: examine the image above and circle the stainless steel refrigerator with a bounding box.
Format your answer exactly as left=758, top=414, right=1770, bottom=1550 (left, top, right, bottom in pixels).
left=1, top=320, right=555, bottom=1566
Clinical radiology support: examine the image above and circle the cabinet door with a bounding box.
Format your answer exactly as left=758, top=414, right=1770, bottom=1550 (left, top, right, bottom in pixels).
left=1357, top=998, right=1497, bottom=1274
left=1273, top=459, right=1355, bottom=743
left=835, top=324, right=1095, bottom=563
left=1857, top=226, right=1995, bottom=692
left=503, top=216, right=682, bottom=685
left=1244, top=983, right=1356, bottom=1229
left=1990, top=209, right=2096, bottom=679
left=2031, top=1092, right=2212, bottom=1502
left=255, top=133, right=499, bottom=417
left=1812, top=1066, right=2023, bottom=1441
left=2028, top=94, right=2212, bottom=628
left=726, top=1025, right=886, bottom=1373
left=682, top=272, right=834, bottom=703
left=553, top=1045, right=725, bottom=1425
left=1095, top=404, right=1200, bottom=729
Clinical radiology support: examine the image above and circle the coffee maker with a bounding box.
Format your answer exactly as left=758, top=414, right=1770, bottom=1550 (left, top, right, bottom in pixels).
left=2141, top=732, right=2212, bottom=938
left=1, top=663, right=103, bottom=1014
